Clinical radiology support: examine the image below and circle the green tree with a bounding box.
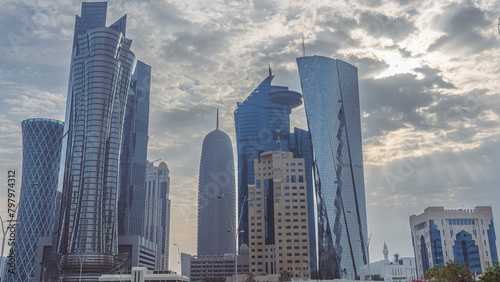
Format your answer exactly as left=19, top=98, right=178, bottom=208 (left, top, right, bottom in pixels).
left=279, top=271, right=291, bottom=282
left=204, top=277, right=226, bottom=282
left=481, top=261, right=500, bottom=282
left=393, top=253, right=400, bottom=264
left=424, top=261, right=473, bottom=282
left=364, top=274, right=384, bottom=281
left=310, top=270, right=320, bottom=280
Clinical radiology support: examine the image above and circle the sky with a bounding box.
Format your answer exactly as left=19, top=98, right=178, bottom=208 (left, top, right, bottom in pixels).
left=0, top=0, right=499, bottom=274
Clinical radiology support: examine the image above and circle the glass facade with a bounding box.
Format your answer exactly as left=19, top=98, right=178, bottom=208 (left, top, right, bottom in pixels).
left=420, top=235, right=430, bottom=275
left=144, top=161, right=171, bottom=270
left=452, top=231, right=481, bottom=273
left=197, top=118, right=236, bottom=256
left=429, top=220, right=444, bottom=267
left=56, top=2, right=136, bottom=274
left=297, top=56, right=368, bottom=279
left=118, top=60, right=151, bottom=237
left=234, top=73, right=317, bottom=270
left=487, top=220, right=498, bottom=264
left=10, top=119, right=64, bottom=282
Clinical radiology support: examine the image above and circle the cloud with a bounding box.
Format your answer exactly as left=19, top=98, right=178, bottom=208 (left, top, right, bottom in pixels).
left=1, top=0, right=499, bottom=267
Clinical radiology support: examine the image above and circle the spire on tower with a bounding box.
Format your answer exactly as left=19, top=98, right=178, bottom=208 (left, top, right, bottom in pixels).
left=302, top=32, right=306, bottom=57
left=216, top=108, right=219, bottom=130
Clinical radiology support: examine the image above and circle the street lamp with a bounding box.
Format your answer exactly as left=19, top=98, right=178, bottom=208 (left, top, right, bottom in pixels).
left=173, top=243, right=184, bottom=281
left=347, top=210, right=371, bottom=282
left=218, top=194, right=250, bottom=282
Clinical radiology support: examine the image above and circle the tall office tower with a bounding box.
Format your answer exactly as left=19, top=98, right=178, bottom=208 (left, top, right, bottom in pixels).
left=248, top=151, right=311, bottom=279
left=297, top=56, right=368, bottom=279
left=144, top=161, right=171, bottom=270
left=56, top=2, right=136, bottom=278
left=118, top=60, right=151, bottom=236
left=234, top=70, right=317, bottom=270
left=9, top=119, right=64, bottom=282
left=197, top=112, right=236, bottom=256
left=410, top=206, right=498, bottom=278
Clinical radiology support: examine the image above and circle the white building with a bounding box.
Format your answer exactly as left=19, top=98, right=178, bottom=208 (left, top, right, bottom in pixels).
left=359, top=242, right=416, bottom=282
left=409, top=206, right=498, bottom=278
left=98, top=267, right=189, bottom=282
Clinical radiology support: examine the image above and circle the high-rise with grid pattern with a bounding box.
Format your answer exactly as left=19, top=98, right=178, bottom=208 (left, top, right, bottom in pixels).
left=297, top=56, right=368, bottom=280
left=9, top=119, right=64, bottom=282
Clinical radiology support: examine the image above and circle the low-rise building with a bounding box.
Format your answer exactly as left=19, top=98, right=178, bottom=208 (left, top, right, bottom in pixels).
left=409, top=206, right=498, bottom=277
left=184, top=245, right=249, bottom=281
left=359, top=242, right=416, bottom=282
left=98, top=267, right=189, bottom=282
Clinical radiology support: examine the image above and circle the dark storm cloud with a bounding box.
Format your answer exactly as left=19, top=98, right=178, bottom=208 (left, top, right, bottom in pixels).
left=360, top=65, right=455, bottom=138
left=428, top=2, right=497, bottom=54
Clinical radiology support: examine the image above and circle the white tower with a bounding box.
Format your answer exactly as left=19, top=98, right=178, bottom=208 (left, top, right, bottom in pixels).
left=383, top=242, right=389, bottom=262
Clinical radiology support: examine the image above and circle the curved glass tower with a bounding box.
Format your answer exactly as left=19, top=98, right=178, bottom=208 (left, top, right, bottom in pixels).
left=11, top=118, right=63, bottom=282
left=56, top=4, right=136, bottom=277
left=197, top=113, right=236, bottom=256
left=297, top=56, right=368, bottom=279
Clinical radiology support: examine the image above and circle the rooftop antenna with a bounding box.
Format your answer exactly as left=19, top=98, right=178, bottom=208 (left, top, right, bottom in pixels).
left=276, top=129, right=282, bottom=151
left=302, top=32, right=306, bottom=57
left=216, top=108, right=219, bottom=130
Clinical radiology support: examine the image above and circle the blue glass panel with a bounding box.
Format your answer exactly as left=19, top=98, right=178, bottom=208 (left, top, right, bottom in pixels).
left=487, top=219, right=498, bottom=263
left=453, top=231, right=481, bottom=273
left=12, top=119, right=64, bottom=282
left=297, top=56, right=367, bottom=279
left=429, top=220, right=444, bottom=266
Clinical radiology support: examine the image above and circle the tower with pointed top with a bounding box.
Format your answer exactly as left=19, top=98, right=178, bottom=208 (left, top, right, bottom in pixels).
left=383, top=242, right=389, bottom=261
left=197, top=111, right=236, bottom=256
left=56, top=2, right=136, bottom=278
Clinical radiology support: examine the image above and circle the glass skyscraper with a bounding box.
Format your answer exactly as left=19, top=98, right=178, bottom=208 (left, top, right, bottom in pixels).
left=197, top=112, right=236, bottom=256
left=296, top=56, right=368, bottom=279
left=56, top=2, right=136, bottom=277
left=10, top=119, right=64, bottom=282
left=118, top=60, right=151, bottom=237
left=144, top=161, right=171, bottom=270
left=234, top=71, right=317, bottom=270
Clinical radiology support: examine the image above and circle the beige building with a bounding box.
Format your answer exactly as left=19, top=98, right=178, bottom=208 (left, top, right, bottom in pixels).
left=248, top=150, right=311, bottom=280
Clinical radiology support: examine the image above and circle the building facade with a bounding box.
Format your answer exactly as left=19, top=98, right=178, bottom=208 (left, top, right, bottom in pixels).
left=119, top=60, right=151, bottom=237
left=8, top=119, right=64, bottom=282
left=197, top=113, right=236, bottom=256
left=410, top=206, right=498, bottom=278
left=296, top=56, right=368, bottom=279
left=359, top=242, right=416, bottom=282
left=56, top=2, right=136, bottom=277
left=234, top=70, right=316, bottom=270
left=186, top=245, right=250, bottom=281
left=144, top=161, right=171, bottom=270
left=98, top=267, right=188, bottom=282
left=248, top=151, right=311, bottom=280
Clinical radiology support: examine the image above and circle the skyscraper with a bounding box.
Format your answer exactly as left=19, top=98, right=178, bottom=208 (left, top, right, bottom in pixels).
left=118, top=60, right=151, bottom=237
left=248, top=150, right=311, bottom=279
left=234, top=70, right=317, bottom=270
left=144, top=161, right=171, bottom=270
left=297, top=56, right=368, bottom=279
left=197, top=112, right=236, bottom=256
left=10, top=118, right=63, bottom=282
left=56, top=2, right=136, bottom=277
